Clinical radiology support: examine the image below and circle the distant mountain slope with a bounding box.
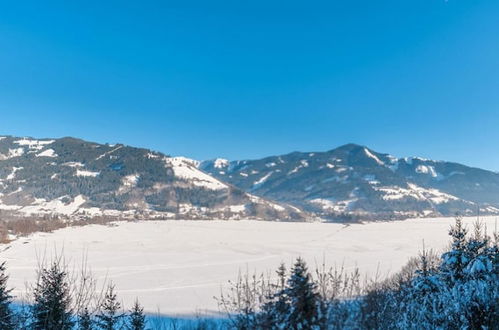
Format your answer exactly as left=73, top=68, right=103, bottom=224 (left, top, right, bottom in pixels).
left=200, top=144, right=499, bottom=220
left=0, top=136, right=304, bottom=220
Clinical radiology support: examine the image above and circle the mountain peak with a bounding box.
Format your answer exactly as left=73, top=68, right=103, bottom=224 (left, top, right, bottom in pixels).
left=332, top=143, right=365, bottom=152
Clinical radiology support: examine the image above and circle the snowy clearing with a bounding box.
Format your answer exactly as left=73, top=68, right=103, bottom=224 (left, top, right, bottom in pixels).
left=35, top=148, right=58, bottom=157
left=76, top=169, right=100, bottom=177
left=0, top=216, right=496, bottom=316
left=14, top=138, right=54, bottom=151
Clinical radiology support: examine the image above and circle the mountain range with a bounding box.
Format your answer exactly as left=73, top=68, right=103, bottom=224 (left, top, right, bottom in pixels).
left=201, top=143, right=499, bottom=220
left=0, top=136, right=302, bottom=221
left=1, top=135, right=498, bottom=221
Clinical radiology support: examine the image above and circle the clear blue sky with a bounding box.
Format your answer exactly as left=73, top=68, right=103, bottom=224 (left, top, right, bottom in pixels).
left=1, top=1, right=498, bottom=170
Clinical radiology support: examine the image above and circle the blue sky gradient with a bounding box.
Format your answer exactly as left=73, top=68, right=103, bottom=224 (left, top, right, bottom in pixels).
left=1, top=1, right=498, bottom=169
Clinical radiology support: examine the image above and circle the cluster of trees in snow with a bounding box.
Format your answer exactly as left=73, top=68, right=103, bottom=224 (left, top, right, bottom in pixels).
left=218, top=217, right=498, bottom=329
left=0, top=215, right=120, bottom=244
left=0, top=260, right=146, bottom=329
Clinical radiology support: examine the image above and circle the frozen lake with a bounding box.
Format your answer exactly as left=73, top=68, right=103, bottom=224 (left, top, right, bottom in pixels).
left=0, top=216, right=496, bottom=316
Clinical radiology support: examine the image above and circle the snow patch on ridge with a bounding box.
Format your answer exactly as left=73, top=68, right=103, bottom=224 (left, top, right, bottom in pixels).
left=118, top=174, right=140, bottom=194
left=248, top=194, right=286, bottom=212
left=63, top=162, right=84, bottom=168
left=14, top=138, right=54, bottom=151
left=21, top=195, right=87, bottom=215
left=375, top=184, right=459, bottom=204
left=288, top=160, right=309, bottom=175
left=220, top=204, right=247, bottom=213
left=76, top=169, right=100, bottom=177
left=213, top=158, right=229, bottom=169
left=96, top=145, right=123, bottom=160
left=8, top=148, right=24, bottom=159
left=309, top=198, right=357, bottom=212
left=36, top=149, right=58, bottom=158
left=252, top=172, right=273, bottom=189
left=415, top=165, right=444, bottom=180
left=404, top=157, right=430, bottom=165
left=167, top=157, right=226, bottom=190
left=416, top=165, right=436, bottom=176
left=363, top=174, right=380, bottom=185
left=364, top=148, right=384, bottom=166
left=386, top=155, right=400, bottom=172
left=6, top=167, right=23, bottom=180
left=123, top=174, right=140, bottom=187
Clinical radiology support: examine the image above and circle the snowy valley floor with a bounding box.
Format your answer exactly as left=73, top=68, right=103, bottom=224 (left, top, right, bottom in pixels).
left=0, top=216, right=497, bottom=317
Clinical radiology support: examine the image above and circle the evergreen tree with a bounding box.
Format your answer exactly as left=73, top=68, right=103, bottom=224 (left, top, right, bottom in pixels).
left=273, top=263, right=289, bottom=327
left=285, top=258, right=319, bottom=330
left=258, top=263, right=289, bottom=329
left=96, top=284, right=122, bottom=330
left=412, top=247, right=439, bottom=295
left=127, top=299, right=146, bottom=330
left=32, top=261, right=74, bottom=329
left=78, top=307, right=93, bottom=330
left=440, top=216, right=469, bottom=281
left=489, top=230, right=499, bottom=276
left=464, top=221, right=492, bottom=279
left=0, top=262, right=14, bottom=329
left=276, top=262, right=287, bottom=291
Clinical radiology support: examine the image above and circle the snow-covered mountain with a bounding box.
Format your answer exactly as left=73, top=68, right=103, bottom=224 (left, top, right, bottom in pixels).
left=2, top=136, right=496, bottom=222
left=0, top=136, right=304, bottom=220
left=200, top=144, right=499, bottom=220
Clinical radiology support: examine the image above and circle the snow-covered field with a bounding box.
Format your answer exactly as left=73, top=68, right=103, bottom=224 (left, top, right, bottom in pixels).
left=0, top=216, right=496, bottom=316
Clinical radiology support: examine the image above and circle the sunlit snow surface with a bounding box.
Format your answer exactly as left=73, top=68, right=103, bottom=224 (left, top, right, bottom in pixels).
left=1, top=216, right=497, bottom=316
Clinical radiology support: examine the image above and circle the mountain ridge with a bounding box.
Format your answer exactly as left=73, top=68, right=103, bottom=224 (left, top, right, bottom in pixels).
left=2, top=134, right=498, bottom=222
left=0, top=135, right=304, bottom=221
left=200, top=144, right=499, bottom=220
